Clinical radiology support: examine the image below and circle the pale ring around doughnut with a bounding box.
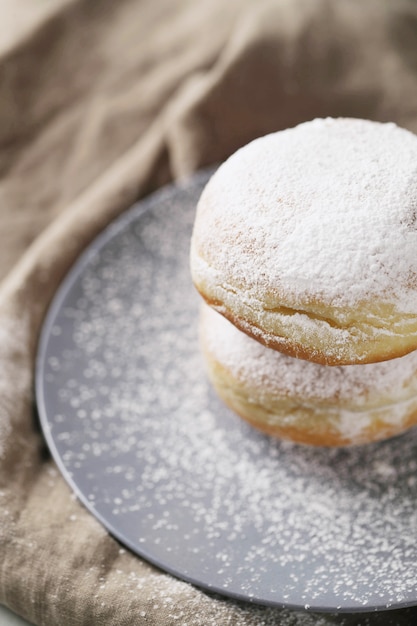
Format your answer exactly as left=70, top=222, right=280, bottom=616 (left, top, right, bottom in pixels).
left=199, top=304, right=417, bottom=447
left=191, top=118, right=417, bottom=366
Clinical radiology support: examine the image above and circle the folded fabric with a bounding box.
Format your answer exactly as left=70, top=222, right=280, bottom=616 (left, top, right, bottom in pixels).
left=1, top=0, right=417, bottom=624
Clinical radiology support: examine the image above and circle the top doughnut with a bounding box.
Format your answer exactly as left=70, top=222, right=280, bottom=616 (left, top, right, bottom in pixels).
left=190, top=118, right=417, bottom=366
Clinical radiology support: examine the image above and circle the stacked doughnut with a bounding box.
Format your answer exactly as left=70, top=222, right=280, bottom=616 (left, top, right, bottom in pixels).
left=190, top=118, right=417, bottom=446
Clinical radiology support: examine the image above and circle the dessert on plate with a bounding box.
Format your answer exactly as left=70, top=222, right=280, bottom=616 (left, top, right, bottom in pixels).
left=191, top=117, right=417, bottom=367
left=190, top=118, right=417, bottom=446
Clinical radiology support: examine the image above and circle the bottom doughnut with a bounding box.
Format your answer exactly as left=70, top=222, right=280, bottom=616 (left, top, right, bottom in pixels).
left=199, top=304, right=417, bottom=447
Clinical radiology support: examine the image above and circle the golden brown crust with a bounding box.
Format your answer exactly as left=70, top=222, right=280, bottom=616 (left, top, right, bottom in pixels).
left=196, top=289, right=417, bottom=366
left=237, top=411, right=417, bottom=448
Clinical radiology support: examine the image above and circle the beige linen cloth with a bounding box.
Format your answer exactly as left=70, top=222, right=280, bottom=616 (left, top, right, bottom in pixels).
left=1, top=0, right=417, bottom=624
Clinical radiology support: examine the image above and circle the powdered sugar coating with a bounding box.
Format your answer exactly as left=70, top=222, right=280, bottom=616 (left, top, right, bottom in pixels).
left=200, top=305, right=417, bottom=445
left=192, top=118, right=417, bottom=313
left=190, top=118, right=417, bottom=365
left=201, top=305, right=417, bottom=409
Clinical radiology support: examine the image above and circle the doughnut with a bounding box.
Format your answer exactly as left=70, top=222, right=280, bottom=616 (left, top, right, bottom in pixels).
left=199, top=304, right=417, bottom=447
left=190, top=118, right=417, bottom=366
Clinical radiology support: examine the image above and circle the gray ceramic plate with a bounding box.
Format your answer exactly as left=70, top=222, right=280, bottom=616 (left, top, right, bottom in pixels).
left=36, top=169, right=417, bottom=613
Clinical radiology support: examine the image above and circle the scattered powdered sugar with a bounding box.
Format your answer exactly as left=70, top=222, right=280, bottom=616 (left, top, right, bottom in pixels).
left=191, top=118, right=417, bottom=314
left=200, top=304, right=417, bottom=407
left=37, top=171, right=417, bottom=614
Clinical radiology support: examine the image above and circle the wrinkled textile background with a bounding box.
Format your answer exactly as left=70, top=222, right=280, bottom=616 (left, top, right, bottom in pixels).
left=1, top=1, right=417, bottom=624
